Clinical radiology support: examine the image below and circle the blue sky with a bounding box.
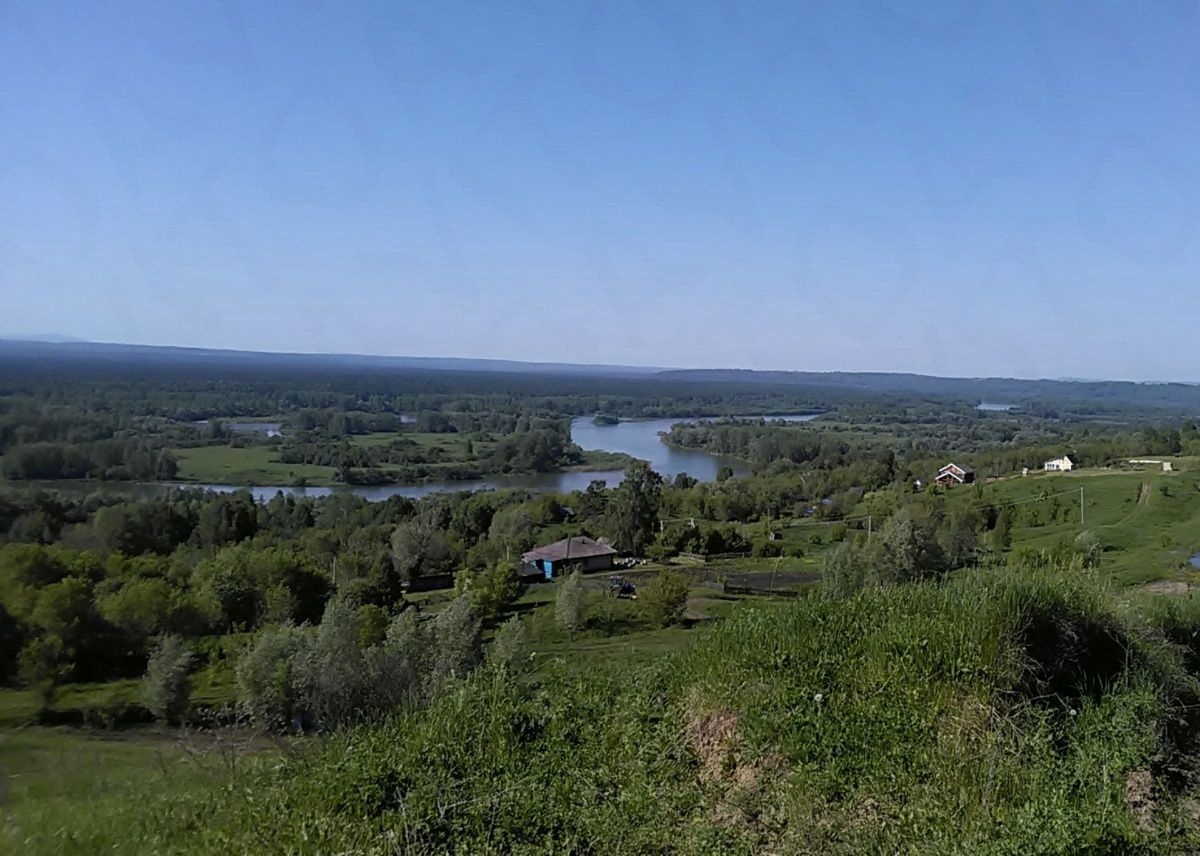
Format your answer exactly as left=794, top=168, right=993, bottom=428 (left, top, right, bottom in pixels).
left=3, top=1, right=1200, bottom=380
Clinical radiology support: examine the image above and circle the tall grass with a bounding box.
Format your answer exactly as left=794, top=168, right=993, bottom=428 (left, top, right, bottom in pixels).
left=9, top=564, right=1200, bottom=853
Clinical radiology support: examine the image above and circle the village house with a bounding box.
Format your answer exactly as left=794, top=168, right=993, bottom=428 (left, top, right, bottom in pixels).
left=936, top=462, right=975, bottom=486
left=1043, top=456, right=1074, bottom=472
left=520, top=535, right=617, bottom=580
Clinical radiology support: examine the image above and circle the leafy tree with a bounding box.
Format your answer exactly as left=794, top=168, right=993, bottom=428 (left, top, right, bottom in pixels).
left=487, top=506, right=536, bottom=560
left=991, top=507, right=1013, bottom=553
left=357, top=604, right=390, bottom=647
left=428, top=595, right=482, bottom=687
left=870, top=508, right=943, bottom=584
left=390, top=513, right=453, bottom=582
left=194, top=492, right=258, bottom=548
left=939, top=510, right=979, bottom=569
left=301, top=598, right=376, bottom=729
left=554, top=570, right=587, bottom=640
left=822, top=541, right=871, bottom=598
left=29, top=575, right=92, bottom=637
left=603, top=461, right=663, bottom=555
left=236, top=624, right=311, bottom=731
left=453, top=563, right=519, bottom=619
left=372, top=609, right=429, bottom=707
left=18, top=635, right=68, bottom=709
left=487, top=616, right=527, bottom=673
left=262, top=583, right=298, bottom=626
left=96, top=578, right=173, bottom=640
left=578, top=480, right=610, bottom=520
left=638, top=570, right=690, bottom=628
left=141, top=635, right=194, bottom=723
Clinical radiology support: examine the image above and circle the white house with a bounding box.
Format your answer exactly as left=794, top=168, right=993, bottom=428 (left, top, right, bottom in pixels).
left=1043, top=456, right=1074, bottom=472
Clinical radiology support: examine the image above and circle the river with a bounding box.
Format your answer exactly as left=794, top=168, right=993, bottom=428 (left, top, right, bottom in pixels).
left=16, top=414, right=819, bottom=502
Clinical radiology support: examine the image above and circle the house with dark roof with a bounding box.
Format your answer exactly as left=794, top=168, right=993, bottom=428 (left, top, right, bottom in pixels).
left=936, top=462, right=975, bottom=486
left=521, top=535, right=617, bottom=580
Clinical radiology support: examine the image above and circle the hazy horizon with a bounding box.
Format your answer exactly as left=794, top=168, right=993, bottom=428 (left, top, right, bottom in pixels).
left=4, top=335, right=1195, bottom=386
left=7, top=3, right=1200, bottom=380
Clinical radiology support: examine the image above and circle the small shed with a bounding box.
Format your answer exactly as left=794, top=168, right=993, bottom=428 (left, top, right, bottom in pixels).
left=936, top=463, right=975, bottom=487
left=521, top=536, right=617, bottom=580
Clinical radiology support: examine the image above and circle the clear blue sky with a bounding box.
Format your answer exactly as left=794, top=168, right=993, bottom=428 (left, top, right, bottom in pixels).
left=4, top=2, right=1199, bottom=380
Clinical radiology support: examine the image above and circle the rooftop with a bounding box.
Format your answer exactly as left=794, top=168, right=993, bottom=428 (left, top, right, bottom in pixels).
left=522, top=535, right=616, bottom=563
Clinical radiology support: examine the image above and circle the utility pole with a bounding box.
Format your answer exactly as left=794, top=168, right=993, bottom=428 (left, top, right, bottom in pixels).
left=867, top=515, right=872, bottom=541
left=1080, top=487, right=1085, bottom=527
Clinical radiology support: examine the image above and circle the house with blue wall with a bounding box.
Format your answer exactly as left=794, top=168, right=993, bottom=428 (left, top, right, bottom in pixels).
left=520, top=536, right=617, bottom=580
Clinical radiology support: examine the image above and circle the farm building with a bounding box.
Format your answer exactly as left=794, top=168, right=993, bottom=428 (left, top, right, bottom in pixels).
left=1044, top=456, right=1074, bottom=472
left=521, top=535, right=617, bottom=580
left=936, top=463, right=975, bottom=486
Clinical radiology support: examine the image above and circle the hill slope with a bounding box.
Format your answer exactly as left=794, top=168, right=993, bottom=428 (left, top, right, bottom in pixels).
left=10, top=566, right=1200, bottom=854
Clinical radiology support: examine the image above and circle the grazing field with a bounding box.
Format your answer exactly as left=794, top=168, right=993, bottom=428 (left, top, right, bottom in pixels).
left=171, top=445, right=336, bottom=485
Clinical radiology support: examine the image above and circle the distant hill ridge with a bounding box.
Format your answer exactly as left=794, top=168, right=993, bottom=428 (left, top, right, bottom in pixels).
left=2, top=339, right=1199, bottom=409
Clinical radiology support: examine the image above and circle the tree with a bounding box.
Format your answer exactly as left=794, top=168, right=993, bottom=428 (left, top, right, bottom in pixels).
left=141, top=635, right=194, bottom=723
left=822, top=541, right=870, bottom=598
left=357, top=604, right=390, bottom=647
left=578, top=480, right=610, bottom=520
left=554, top=570, right=587, bottom=640
left=488, top=615, right=527, bottom=674
left=18, top=635, right=68, bottom=710
left=236, top=624, right=311, bottom=731
left=454, top=563, right=519, bottom=619
left=301, top=598, right=375, bottom=729
left=428, top=595, right=482, bottom=687
left=939, top=510, right=979, bottom=569
left=390, top=513, right=452, bottom=582
left=96, top=578, right=173, bottom=641
left=716, top=465, right=734, bottom=483
left=870, top=508, right=943, bottom=584
left=487, top=506, right=535, bottom=560
left=991, top=507, right=1013, bottom=553
left=372, top=610, right=429, bottom=708
left=603, top=461, right=663, bottom=555
left=638, top=570, right=690, bottom=628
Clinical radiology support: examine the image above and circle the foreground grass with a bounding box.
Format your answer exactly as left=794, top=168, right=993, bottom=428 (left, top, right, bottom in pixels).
left=10, top=565, right=1200, bottom=853
left=1, top=728, right=275, bottom=853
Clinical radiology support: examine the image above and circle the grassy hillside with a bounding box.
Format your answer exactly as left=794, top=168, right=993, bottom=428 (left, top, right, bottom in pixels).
left=954, top=466, right=1200, bottom=585
left=9, top=565, right=1200, bottom=853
